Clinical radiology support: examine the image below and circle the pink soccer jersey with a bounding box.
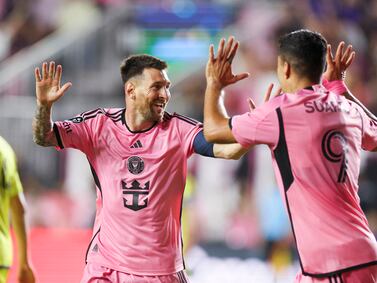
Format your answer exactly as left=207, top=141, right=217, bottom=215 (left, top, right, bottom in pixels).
left=231, top=84, right=377, bottom=276
left=53, top=108, right=202, bottom=275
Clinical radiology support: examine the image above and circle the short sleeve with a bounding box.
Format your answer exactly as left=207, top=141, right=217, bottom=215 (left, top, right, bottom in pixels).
left=9, top=167, right=22, bottom=197
left=173, top=113, right=203, bottom=157
left=53, top=112, right=94, bottom=154
left=1, top=146, right=22, bottom=197
left=360, top=110, right=377, bottom=151
left=231, top=104, right=279, bottom=148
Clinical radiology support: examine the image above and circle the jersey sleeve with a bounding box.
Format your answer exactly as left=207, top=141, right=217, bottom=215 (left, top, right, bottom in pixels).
left=173, top=113, right=203, bottom=157
left=231, top=104, right=279, bottom=148
left=8, top=164, right=22, bottom=197
left=0, top=144, right=23, bottom=197
left=359, top=109, right=377, bottom=151
left=53, top=111, right=96, bottom=155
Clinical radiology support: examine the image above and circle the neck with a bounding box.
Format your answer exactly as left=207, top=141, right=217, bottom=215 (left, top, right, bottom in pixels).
left=125, top=108, right=155, bottom=132
left=287, top=77, right=319, bottom=93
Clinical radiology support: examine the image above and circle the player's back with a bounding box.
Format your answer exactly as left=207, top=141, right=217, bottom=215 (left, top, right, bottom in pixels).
left=276, top=85, right=377, bottom=276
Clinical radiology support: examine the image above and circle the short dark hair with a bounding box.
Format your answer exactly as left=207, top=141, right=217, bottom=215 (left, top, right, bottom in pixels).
left=120, top=54, right=168, bottom=84
left=278, top=29, right=327, bottom=83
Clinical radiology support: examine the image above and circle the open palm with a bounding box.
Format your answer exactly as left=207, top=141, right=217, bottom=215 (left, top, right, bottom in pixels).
left=35, top=62, right=72, bottom=107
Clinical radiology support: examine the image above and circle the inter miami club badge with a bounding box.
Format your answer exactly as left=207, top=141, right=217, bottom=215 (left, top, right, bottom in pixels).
left=127, top=156, right=144, bottom=175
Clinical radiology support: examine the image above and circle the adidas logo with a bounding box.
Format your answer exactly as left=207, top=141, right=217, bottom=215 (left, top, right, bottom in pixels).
left=130, top=140, right=143, bottom=148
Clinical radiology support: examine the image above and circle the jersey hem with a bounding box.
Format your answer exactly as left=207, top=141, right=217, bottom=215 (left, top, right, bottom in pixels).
left=86, top=259, right=185, bottom=276
left=302, top=260, right=377, bottom=278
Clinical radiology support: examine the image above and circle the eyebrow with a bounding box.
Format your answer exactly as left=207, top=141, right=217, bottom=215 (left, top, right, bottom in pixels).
left=150, top=80, right=171, bottom=87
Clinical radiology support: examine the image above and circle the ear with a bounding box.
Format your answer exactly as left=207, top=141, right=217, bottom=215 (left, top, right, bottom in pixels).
left=125, top=82, right=136, bottom=100
left=284, top=61, right=291, bottom=79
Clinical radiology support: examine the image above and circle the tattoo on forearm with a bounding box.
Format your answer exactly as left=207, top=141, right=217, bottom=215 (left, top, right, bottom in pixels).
left=32, top=105, right=56, bottom=146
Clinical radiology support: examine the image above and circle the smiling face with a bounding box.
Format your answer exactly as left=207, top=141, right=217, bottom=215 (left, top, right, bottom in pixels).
left=132, top=68, right=171, bottom=122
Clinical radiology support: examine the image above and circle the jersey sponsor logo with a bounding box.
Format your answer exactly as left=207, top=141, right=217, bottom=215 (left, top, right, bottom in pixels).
left=69, top=116, right=84, bottom=123
left=121, top=180, right=150, bottom=211
left=62, top=121, right=72, bottom=134
left=321, top=130, right=348, bottom=183
left=130, top=140, right=143, bottom=148
left=127, top=156, right=144, bottom=174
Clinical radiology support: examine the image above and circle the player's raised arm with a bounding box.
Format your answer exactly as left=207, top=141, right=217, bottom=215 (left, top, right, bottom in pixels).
left=32, top=62, right=72, bottom=147
left=204, top=37, right=249, bottom=143
left=211, top=83, right=279, bottom=159
left=323, top=42, right=377, bottom=122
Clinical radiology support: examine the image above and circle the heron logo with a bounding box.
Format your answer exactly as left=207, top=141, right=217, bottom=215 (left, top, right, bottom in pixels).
left=127, top=156, right=144, bottom=175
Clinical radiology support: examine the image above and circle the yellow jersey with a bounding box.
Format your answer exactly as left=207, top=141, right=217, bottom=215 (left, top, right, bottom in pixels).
left=0, top=136, right=22, bottom=268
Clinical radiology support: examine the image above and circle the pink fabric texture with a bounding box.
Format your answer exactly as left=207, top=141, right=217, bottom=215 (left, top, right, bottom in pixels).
left=81, top=262, right=189, bottom=283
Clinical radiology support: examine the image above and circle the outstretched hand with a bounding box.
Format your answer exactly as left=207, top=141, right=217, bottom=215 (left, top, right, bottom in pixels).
left=35, top=61, right=72, bottom=107
left=206, top=37, right=250, bottom=89
left=323, top=42, right=355, bottom=82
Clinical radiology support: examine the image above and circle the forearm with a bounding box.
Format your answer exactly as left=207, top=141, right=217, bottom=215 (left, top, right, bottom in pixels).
left=203, top=82, right=236, bottom=143
left=10, top=196, right=29, bottom=265
left=32, top=104, right=57, bottom=147
left=213, top=143, right=250, bottom=160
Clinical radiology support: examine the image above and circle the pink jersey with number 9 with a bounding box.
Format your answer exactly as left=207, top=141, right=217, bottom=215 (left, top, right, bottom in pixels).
left=231, top=84, right=377, bottom=277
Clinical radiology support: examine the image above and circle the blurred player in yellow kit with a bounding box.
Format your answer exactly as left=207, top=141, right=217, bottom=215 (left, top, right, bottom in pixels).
left=0, top=136, right=35, bottom=283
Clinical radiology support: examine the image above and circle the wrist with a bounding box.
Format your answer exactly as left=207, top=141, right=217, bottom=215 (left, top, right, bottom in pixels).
left=322, top=79, right=349, bottom=95
left=206, top=80, right=223, bottom=93
left=37, top=100, right=52, bottom=108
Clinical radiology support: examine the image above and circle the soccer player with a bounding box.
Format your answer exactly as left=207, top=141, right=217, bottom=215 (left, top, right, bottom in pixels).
left=32, top=55, right=249, bottom=282
left=203, top=31, right=377, bottom=282
left=0, top=136, right=35, bottom=283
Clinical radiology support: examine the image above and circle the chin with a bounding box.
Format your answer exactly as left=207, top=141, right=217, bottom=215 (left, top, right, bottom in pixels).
left=152, top=112, right=164, bottom=122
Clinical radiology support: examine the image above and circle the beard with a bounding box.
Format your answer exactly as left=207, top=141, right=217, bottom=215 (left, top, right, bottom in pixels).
left=139, top=103, right=165, bottom=122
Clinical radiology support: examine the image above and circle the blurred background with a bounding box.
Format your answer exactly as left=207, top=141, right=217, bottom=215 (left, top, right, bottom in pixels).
left=1, top=0, right=377, bottom=282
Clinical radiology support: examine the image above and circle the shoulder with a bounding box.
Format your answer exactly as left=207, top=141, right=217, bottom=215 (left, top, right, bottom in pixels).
left=232, top=96, right=283, bottom=129
left=163, top=111, right=201, bottom=126
left=69, top=108, right=124, bottom=124
left=0, top=136, right=17, bottom=166
left=251, top=95, right=284, bottom=119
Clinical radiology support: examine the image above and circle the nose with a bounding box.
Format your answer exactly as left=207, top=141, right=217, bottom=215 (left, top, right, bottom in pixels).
left=160, top=87, right=170, bottom=101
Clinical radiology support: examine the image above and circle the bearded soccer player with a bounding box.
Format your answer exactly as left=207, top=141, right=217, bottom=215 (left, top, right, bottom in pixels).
left=203, top=31, right=377, bottom=283
left=0, top=136, right=35, bottom=283
left=32, top=55, right=248, bottom=282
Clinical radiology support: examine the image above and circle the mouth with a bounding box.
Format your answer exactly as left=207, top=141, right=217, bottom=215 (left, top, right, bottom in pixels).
left=153, top=102, right=166, bottom=112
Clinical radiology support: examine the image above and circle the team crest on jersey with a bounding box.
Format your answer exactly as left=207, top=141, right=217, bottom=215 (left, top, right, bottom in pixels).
left=69, top=116, right=84, bottom=123
left=127, top=156, right=144, bottom=174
